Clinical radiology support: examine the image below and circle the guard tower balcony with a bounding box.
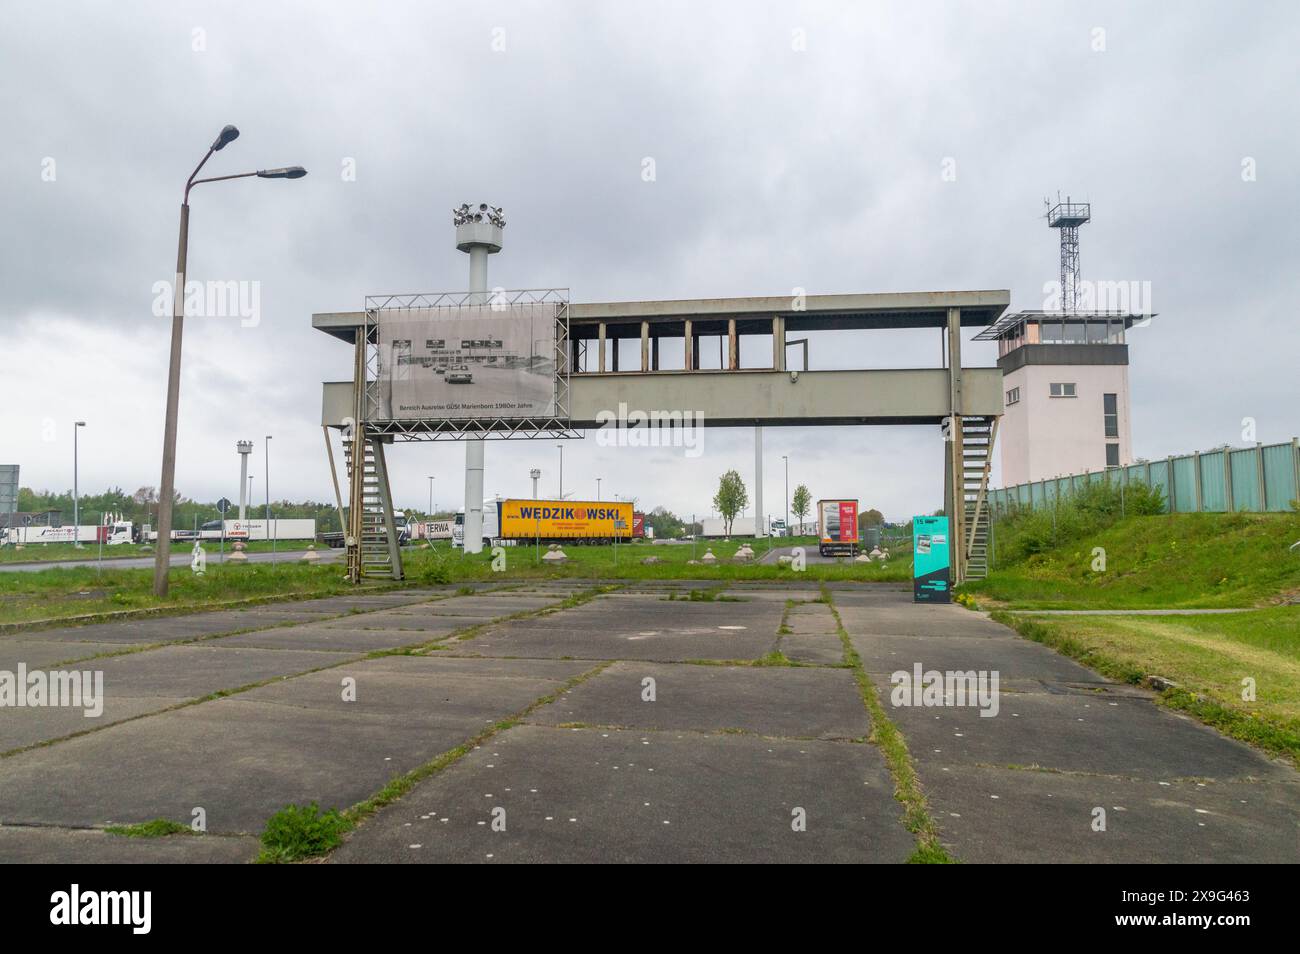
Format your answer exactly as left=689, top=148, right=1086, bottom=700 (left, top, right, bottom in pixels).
left=975, top=310, right=1152, bottom=372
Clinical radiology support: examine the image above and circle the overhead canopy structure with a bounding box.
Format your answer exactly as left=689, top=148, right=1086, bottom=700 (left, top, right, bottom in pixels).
left=314, top=289, right=1011, bottom=428
left=314, top=287, right=1010, bottom=585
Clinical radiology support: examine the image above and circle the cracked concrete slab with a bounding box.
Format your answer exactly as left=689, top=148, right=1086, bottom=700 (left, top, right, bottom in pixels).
left=527, top=661, right=869, bottom=739
left=330, top=724, right=912, bottom=863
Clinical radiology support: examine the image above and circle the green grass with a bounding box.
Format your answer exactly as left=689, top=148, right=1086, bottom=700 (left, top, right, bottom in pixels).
left=1000, top=607, right=1300, bottom=761
left=104, top=818, right=193, bottom=838
left=257, top=802, right=350, bottom=864
left=401, top=539, right=911, bottom=584
left=0, top=538, right=319, bottom=564
left=967, top=512, right=1300, bottom=609
left=0, top=560, right=360, bottom=627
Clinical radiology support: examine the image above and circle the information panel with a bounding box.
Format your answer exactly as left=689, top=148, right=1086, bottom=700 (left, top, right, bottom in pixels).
left=912, top=515, right=951, bottom=603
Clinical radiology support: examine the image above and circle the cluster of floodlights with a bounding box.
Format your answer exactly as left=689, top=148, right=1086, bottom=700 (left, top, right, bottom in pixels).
left=453, top=203, right=506, bottom=228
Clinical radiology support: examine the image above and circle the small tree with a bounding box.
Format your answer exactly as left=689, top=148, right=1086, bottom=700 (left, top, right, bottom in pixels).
left=713, top=470, right=749, bottom=537
left=791, top=484, right=811, bottom=535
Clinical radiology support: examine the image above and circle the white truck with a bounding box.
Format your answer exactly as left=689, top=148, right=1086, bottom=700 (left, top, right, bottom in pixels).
left=182, top=518, right=318, bottom=541
left=452, top=503, right=500, bottom=548
left=2, top=520, right=137, bottom=546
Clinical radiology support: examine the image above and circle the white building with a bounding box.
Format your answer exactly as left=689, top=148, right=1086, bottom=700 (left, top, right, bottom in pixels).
left=977, top=312, right=1147, bottom=486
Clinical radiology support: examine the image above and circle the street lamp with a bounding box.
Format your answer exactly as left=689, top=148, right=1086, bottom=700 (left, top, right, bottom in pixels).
left=782, top=455, right=789, bottom=539
left=427, top=476, right=436, bottom=518
left=556, top=444, right=564, bottom=500
left=152, top=125, right=307, bottom=596
left=265, top=435, right=272, bottom=561
left=596, top=477, right=602, bottom=501
left=73, top=421, right=86, bottom=547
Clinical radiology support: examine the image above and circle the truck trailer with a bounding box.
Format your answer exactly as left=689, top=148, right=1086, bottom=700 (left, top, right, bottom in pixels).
left=454, top=499, right=637, bottom=547
left=816, top=498, right=859, bottom=557
left=1, top=520, right=136, bottom=546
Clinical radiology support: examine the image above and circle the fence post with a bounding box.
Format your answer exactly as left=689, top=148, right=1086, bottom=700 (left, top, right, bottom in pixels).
left=1293, top=438, right=1300, bottom=509
left=1224, top=446, right=1235, bottom=513
left=1167, top=454, right=1176, bottom=513
left=1193, top=451, right=1203, bottom=512
left=1256, top=442, right=1266, bottom=511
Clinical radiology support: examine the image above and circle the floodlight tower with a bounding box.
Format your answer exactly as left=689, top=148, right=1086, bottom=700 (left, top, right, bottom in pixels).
left=1046, top=195, right=1091, bottom=313
left=454, top=203, right=505, bottom=555
left=236, top=440, right=253, bottom=520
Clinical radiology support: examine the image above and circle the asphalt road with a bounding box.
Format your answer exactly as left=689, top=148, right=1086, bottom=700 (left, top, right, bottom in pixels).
left=0, top=547, right=342, bottom=573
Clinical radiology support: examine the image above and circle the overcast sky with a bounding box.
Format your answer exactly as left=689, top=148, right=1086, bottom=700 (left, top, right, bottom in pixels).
left=2, top=1, right=1297, bottom=524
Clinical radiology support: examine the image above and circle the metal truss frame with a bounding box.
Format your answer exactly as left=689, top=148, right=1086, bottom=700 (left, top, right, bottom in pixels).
left=360, top=289, right=582, bottom=441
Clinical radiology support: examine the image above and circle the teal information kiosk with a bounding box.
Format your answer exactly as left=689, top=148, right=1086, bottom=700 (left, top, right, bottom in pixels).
left=912, top=515, right=951, bottom=603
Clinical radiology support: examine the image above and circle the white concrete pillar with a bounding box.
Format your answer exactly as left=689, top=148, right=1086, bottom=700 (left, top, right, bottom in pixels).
left=459, top=227, right=497, bottom=555
left=754, top=425, right=765, bottom=537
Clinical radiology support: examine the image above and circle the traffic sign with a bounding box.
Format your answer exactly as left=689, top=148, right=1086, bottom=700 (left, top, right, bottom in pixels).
left=216, top=497, right=233, bottom=514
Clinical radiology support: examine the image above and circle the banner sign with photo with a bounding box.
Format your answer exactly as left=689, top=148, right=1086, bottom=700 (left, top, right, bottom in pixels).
left=373, top=303, right=559, bottom=422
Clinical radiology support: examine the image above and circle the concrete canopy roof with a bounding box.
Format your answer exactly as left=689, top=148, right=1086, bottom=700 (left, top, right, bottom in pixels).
left=312, top=289, right=1010, bottom=344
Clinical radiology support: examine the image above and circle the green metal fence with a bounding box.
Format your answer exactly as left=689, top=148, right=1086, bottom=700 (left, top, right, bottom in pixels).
left=989, top=438, right=1300, bottom=515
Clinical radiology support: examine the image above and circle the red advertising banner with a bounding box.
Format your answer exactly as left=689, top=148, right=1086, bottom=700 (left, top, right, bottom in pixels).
left=839, top=501, right=858, bottom=543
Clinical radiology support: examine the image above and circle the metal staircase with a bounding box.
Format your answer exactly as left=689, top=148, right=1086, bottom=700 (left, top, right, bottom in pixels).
left=343, top=431, right=403, bottom=582
left=960, top=416, right=998, bottom=581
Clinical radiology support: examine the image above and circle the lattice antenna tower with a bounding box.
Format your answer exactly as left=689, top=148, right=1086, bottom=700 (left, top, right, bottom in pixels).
left=1045, top=193, right=1091, bottom=313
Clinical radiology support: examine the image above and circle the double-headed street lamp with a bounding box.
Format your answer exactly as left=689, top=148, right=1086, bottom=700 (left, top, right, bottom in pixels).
left=152, top=126, right=306, bottom=596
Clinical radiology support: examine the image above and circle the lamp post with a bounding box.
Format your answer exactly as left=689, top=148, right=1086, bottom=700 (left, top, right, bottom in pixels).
left=529, top=468, right=541, bottom=500
left=596, top=477, right=602, bottom=501
left=556, top=444, right=564, bottom=500
left=152, top=124, right=306, bottom=596
left=73, top=421, right=85, bottom=547
left=265, top=435, right=272, bottom=560
left=782, top=454, right=789, bottom=539
left=427, top=476, right=436, bottom=519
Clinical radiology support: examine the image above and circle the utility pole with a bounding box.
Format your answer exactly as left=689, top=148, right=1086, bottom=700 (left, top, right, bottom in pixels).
left=265, top=435, right=272, bottom=560
left=782, top=454, right=789, bottom=538
left=73, top=421, right=85, bottom=547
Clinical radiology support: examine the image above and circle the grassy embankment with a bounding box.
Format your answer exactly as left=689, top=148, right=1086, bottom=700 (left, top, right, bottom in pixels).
left=960, top=493, right=1300, bottom=760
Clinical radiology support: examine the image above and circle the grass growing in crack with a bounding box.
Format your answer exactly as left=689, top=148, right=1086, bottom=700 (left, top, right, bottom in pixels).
left=821, top=583, right=955, bottom=864
left=104, top=819, right=192, bottom=838
left=257, top=802, right=351, bottom=864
